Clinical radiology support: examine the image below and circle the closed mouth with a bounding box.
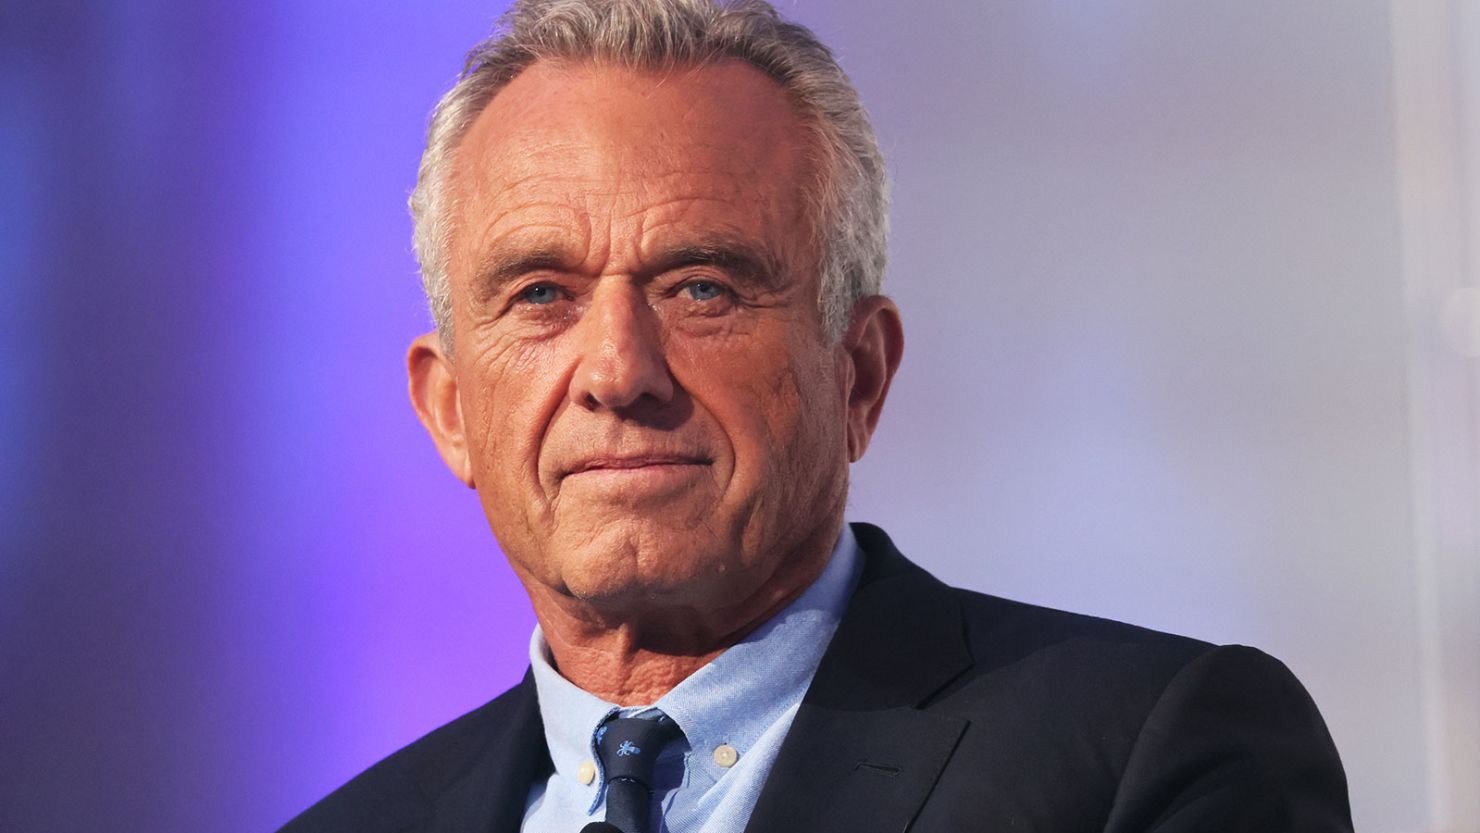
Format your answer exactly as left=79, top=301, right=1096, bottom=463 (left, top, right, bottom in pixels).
left=565, top=455, right=712, bottom=477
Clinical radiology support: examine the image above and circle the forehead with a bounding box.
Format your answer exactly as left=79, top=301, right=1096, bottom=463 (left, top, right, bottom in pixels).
left=446, top=60, right=816, bottom=270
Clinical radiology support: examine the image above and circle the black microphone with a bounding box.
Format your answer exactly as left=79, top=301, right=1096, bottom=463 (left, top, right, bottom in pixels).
left=579, top=824, right=624, bottom=833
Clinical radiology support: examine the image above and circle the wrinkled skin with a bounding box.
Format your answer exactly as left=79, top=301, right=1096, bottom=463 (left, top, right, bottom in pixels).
left=409, top=60, right=902, bottom=703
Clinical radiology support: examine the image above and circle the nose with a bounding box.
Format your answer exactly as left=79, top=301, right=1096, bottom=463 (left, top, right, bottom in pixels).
left=567, top=282, right=675, bottom=411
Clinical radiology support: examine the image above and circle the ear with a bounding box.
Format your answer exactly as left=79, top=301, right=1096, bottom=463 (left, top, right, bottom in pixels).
left=408, top=332, right=476, bottom=487
left=841, top=296, right=905, bottom=462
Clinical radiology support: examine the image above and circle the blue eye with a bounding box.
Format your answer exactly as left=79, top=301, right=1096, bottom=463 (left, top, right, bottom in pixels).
left=684, top=280, right=725, bottom=301
left=519, top=284, right=559, bottom=305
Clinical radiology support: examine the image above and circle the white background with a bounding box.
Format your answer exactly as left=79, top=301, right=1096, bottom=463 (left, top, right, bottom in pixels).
left=787, top=2, right=1480, bottom=831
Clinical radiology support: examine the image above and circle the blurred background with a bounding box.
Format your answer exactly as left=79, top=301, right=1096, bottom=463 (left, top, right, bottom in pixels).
left=2, top=1, right=1477, bottom=831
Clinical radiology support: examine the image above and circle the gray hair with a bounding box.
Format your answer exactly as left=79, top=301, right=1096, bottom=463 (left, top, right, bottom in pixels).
left=409, top=0, right=888, bottom=348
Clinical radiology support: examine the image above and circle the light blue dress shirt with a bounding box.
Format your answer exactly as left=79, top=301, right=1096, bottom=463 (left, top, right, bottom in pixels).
left=521, top=525, right=863, bottom=833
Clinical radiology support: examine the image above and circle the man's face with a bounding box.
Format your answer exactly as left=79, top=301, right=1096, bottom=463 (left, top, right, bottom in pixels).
left=416, top=61, right=878, bottom=617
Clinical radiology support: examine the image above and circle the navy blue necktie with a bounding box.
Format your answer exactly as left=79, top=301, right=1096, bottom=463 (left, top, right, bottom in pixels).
left=592, top=714, right=683, bottom=833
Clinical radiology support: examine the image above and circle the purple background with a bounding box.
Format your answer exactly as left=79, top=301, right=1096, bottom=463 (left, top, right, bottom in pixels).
left=2, top=3, right=532, bottom=830
left=1, top=2, right=1458, bottom=831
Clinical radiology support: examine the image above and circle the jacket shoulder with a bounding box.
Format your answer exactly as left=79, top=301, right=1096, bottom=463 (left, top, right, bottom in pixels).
left=950, top=586, right=1215, bottom=668
left=938, top=583, right=1246, bottom=722
left=277, top=677, right=537, bottom=833
left=847, top=522, right=1220, bottom=704
left=921, top=588, right=1351, bottom=830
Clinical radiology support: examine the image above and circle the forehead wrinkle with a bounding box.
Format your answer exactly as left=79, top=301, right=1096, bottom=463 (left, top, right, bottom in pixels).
left=451, top=161, right=586, bottom=279
left=451, top=61, right=819, bottom=298
left=642, top=211, right=781, bottom=257
left=471, top=235, right=581, bottom=301
left=635, top=187, right=799, bottom=273
left=460, top=204, right=589, bottom=291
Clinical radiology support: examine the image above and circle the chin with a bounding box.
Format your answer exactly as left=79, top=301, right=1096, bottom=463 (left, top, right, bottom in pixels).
left=556, top=526, right=740, bottom=606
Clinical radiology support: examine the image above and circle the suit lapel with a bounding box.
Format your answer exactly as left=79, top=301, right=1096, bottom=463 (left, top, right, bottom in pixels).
left=744, top=705, right=967, bottom=833
left=413, top=670, right=551, bottom=833
left=395, top=526, right=966, bottom=833
left=743, top=524, right=973, bottom=833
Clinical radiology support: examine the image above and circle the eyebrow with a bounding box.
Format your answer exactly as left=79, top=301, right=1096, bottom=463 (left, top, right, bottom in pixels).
left=472, top=244, right=578, bottom=301
left=470, top=234, right=788, bottom=298
left=642, top=239, right=786, bottom=290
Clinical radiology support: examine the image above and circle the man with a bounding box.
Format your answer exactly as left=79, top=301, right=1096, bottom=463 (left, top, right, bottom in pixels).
left=283, top=1, right=1353, bottom=831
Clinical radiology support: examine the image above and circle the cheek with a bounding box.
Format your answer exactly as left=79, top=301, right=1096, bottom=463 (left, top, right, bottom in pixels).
left=772, top=337, right=851, bottom=476
left=702, top=340, right=844, bottom=484
left=459, top=332, right=565, bottom=493
left=778, top=357, right=846, bottom=467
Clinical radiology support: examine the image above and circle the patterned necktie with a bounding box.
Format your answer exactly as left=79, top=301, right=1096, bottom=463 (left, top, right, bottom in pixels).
left=593, top=714, right=683, bottom=833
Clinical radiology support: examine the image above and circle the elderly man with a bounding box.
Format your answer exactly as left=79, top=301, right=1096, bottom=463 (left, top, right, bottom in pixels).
left=282, top=1, right=1353, bottom=831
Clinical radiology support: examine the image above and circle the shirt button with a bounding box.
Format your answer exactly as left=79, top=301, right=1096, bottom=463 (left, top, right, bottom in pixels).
left=578, top=760, right=596, bottom=785
left=713, top=744, right=739, bottom=768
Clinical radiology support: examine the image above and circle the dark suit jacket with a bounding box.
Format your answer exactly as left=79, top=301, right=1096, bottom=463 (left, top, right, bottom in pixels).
left=280, top=523, right=1353, bottom=832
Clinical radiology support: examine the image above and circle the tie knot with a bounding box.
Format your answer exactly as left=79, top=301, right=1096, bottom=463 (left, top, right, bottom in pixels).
left=595, top=714, right=682, bottom=788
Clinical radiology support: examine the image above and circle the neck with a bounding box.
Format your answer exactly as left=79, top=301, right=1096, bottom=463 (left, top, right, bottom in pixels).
left=526, top=520, right=842, bottom=705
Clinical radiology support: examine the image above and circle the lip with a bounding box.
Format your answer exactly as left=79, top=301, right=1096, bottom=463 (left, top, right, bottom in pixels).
left=565, top=454, right=712, bottom=477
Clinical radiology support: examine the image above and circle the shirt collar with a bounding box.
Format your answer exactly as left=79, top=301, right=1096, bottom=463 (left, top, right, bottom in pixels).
left=529, top=523, right=863, bottom=791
